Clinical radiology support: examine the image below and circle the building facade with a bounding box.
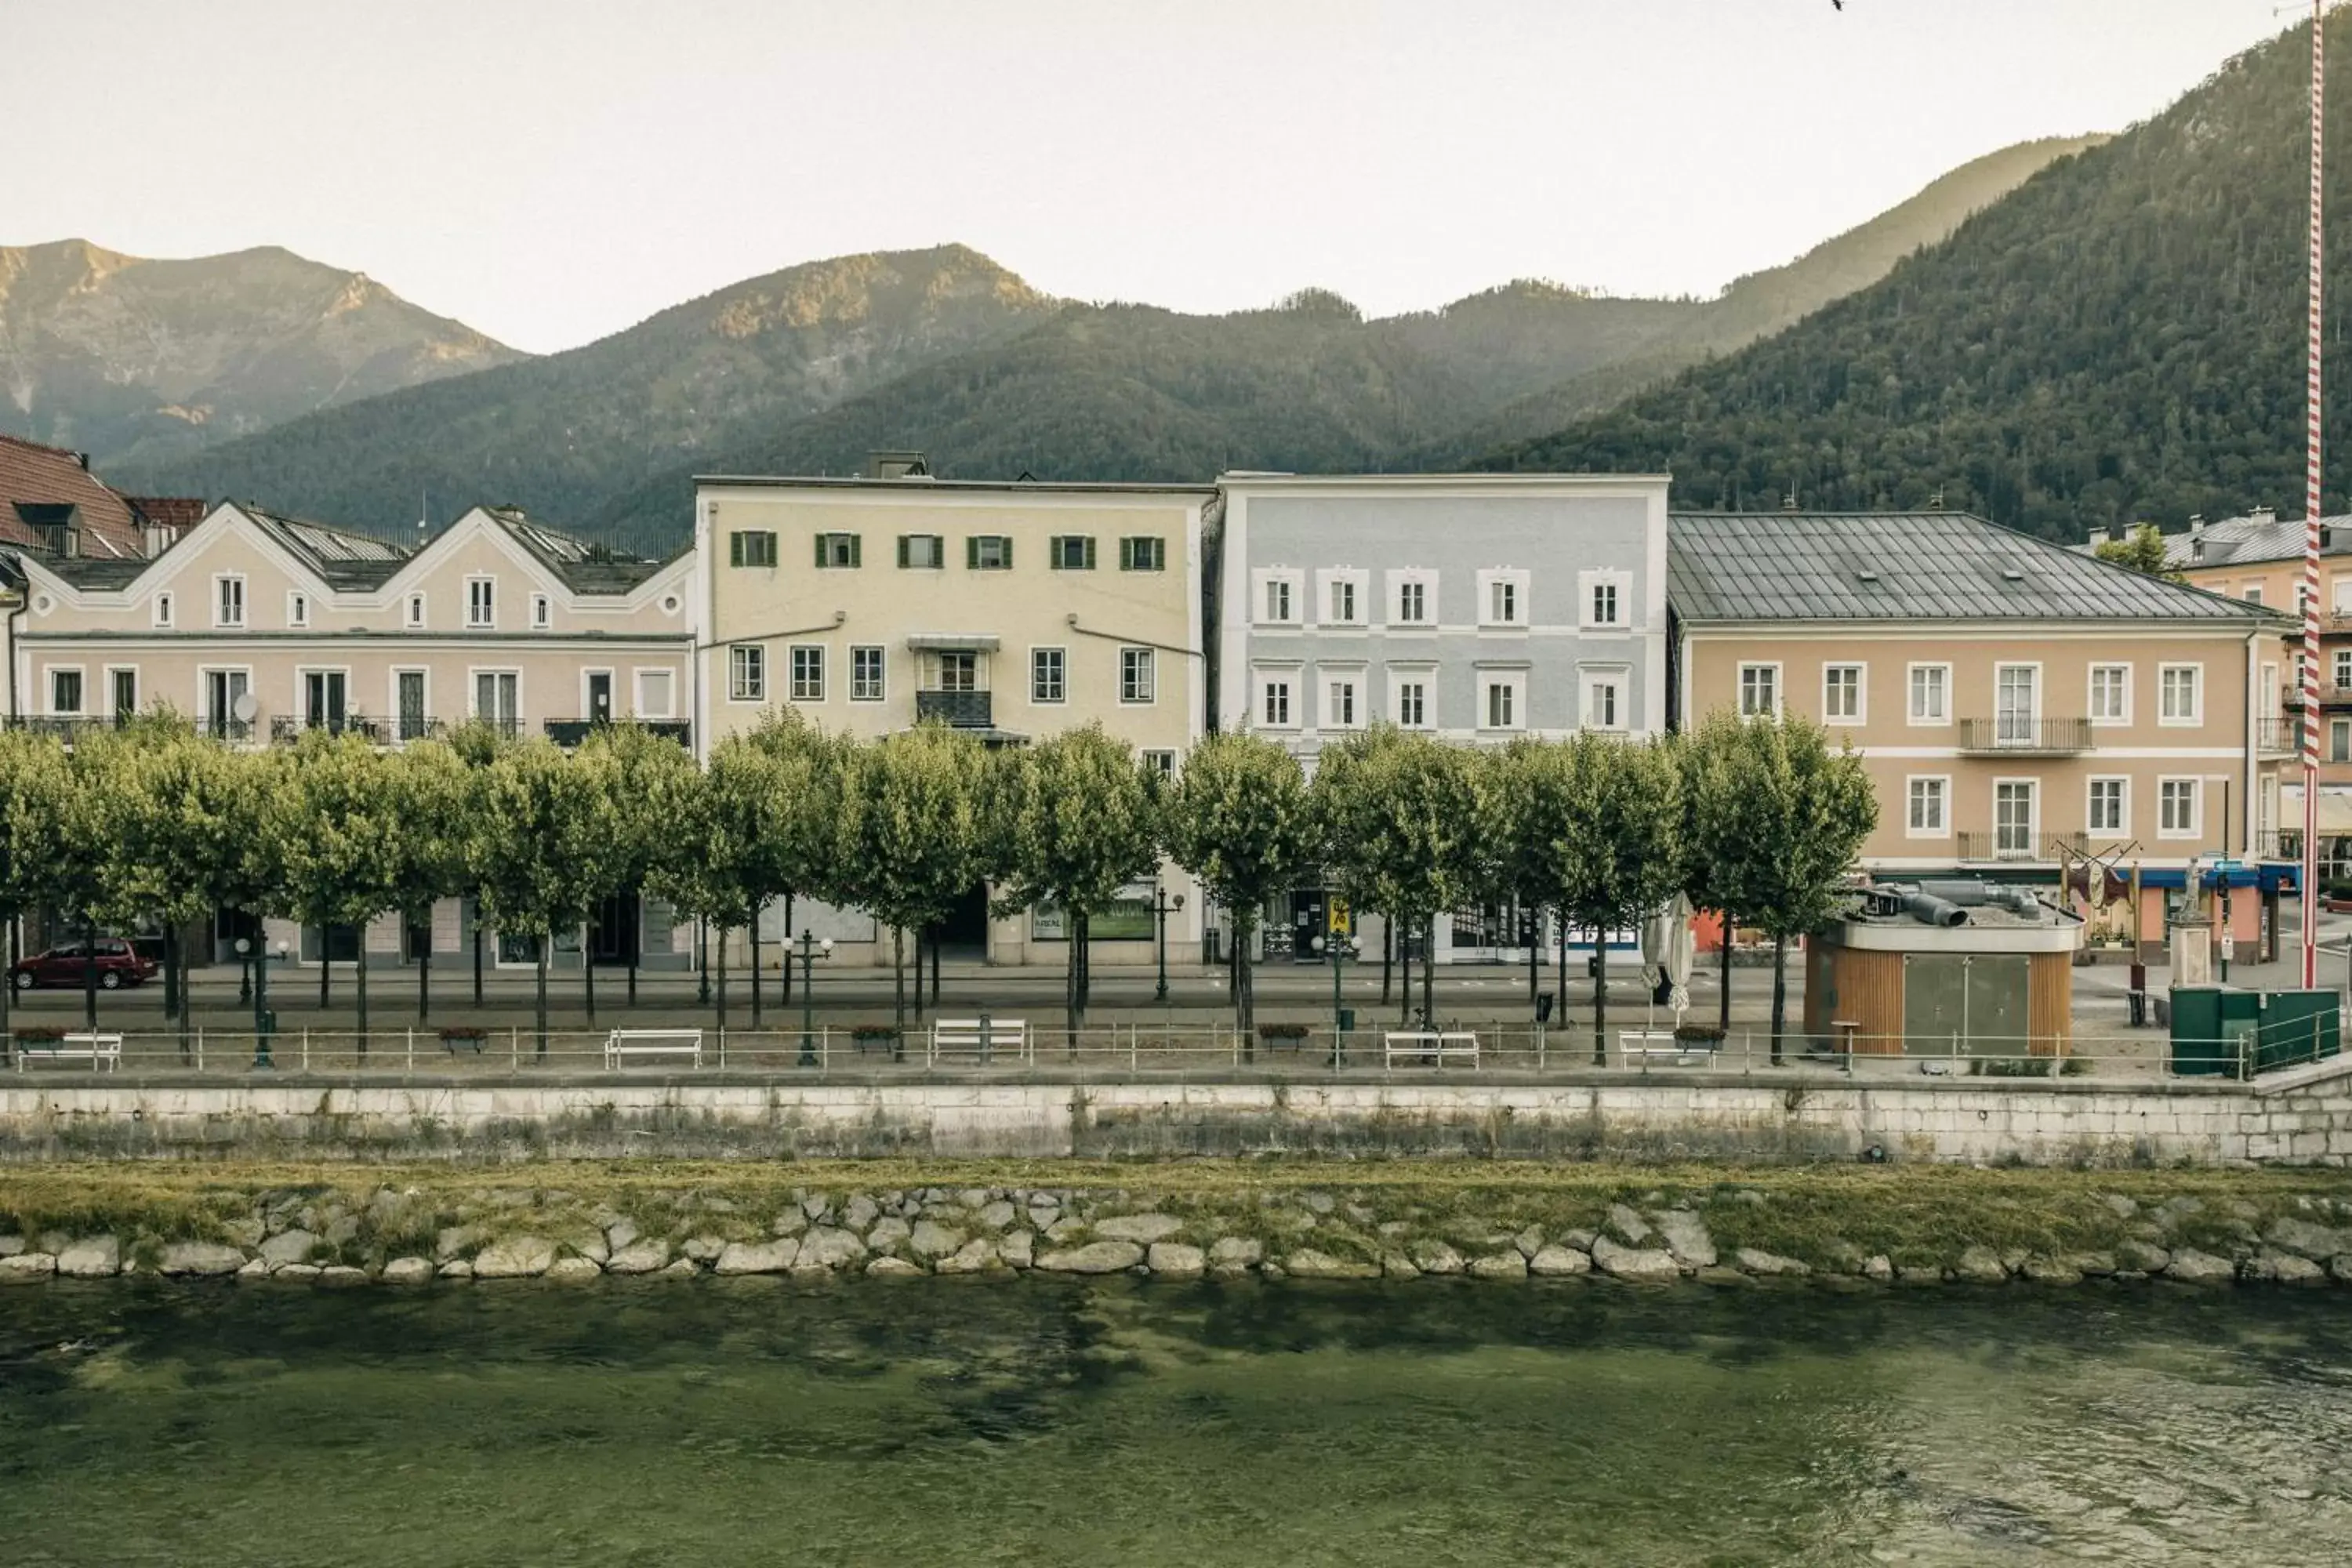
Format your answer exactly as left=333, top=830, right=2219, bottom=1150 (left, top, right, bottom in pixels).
left=8, top=499, right=695, bottom=973
left=1675, top=512, right=2295, bottom=958
left=1214, top=472, right=1672, bottom=964
left=693, top=471, right=1212, bottom=967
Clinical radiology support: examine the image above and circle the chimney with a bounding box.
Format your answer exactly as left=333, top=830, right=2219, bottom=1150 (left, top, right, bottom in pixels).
left=75, top=452, right=90, bottom=471
left=2251, top=505, right=2276, bottom=523
left=866, top=450, right=931, bottom=481
left=2189, top=514, right=2205, bottom=538
left=2107, top=521, right=2127, bottom=544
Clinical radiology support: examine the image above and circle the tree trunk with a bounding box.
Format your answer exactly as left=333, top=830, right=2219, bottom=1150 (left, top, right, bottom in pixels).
left=1064, top=913, right=1080, bottom=1057
left=1235, top=913, right=1255, bottom=1031
left=473, top=918, right=485, bottom=1007
left=697, top=917, right=710, bottom=1005
left=716, top=927, right=729, bottom=1029
left=418, top=924, right=431, bottom=1024
left=584, top=921, right=597, bottom=1025
left=1527, top=913, right=1539, bottom=1011
left=626, top=885, right=640, bottom=1007
left=535, top=943, right=550, bottom=1058
left=1421, top=914, right=1435, bottom=1026
left=1718, top=913, right=1733, bottom=1033
left=356, top=935, right=371, bottom=1055
left=1557, top=916, right=1571, bottom=1025
left=1381, top=916, right=1393, bottom=1004
left=930, top=930, right=941, bottom=1007
left=1769, top=931, right=1788, bottom=1066
left=892, top=924, right=906, bottom=1043
left=1591, top=934, right=1608, bottom=1068
left=168, top=928, right=189, bottom=1060
left=780, top=895, right=793, bottom=1002
left=162, top=924, right=179, bottom=1023
left=1399, top=916, right=1414, bottom=1025
left=319, top=929, right=332, bottom=1010
left=1, top=912, right=13, bottom=1040
left=750, top=920, right=763, bottom=1029
left=83, top=913, right=98, bottom=1029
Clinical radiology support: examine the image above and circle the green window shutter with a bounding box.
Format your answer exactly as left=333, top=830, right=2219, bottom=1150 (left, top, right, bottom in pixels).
left=849, top=534, right=862, bottom=568
left=815, top=534, right=829, bottom=568
left=1047, top=535, right=1063, bottom=569
left=966, top=535, right=979, bottom=569
left=1083, top=536, right=1098, bottom=570
left=729, top=532, right=745, bottom=568
left=896, top=535, right=909, bottom=568
left=1000, top=538, right=1012, bottom=570
left=1120, top=537, right=1134, bottom=571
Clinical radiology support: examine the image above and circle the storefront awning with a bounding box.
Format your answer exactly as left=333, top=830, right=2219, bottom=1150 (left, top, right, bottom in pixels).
left=906, top=633, right=1002, bottom=652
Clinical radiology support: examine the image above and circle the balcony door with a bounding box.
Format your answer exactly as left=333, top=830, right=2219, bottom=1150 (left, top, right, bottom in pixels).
left=397, top=672, right=427, bottom=741
left=935, top=652, right=978, bottom=692
left=304, top=671, right=347, bottom=731
left=587, top=672, right=614, bottom=724
left=1994, top=780, right=2038, bottom=858
left=474, top=671, right=520, bottom=734
left=205, top=670, right=249, bottom=739
left=1994, top=666, right=2039, bottom=746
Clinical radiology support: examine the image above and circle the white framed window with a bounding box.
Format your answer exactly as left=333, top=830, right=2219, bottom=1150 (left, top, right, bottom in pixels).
left=2334, top=575, right=2352, bottom=614
left=108, top=666, right=137, bottom=724
left=1822, top=663, right=1864, bottom=724
left=967, top=535, right=1012, bottom=570
left=49, top=666, right=84, bottom=715
left=286, top=590, right=310, bottom=629
left=1261, top=677, right=1294, bottom=728
left=1317, top=569, right=1367, bottom=626
left=1580, top=667, right=1625, bottom=731
left=1048, top=535, right=1096, bottom=571
left=633, top=669, right=674, bottom=719
left=1324, top=677, right=1358, bottom=729
left=2089, top=663, right=2131, bottom=724
left=530, top=593, right=551, bottom=630
left=2335, top=718, right=2352, bottom=764
left=2334, top=649, right=2352, bottom=691
left=1254, top=569, right=1302, bottom=626
left=851, top=645, right=885, bottom=702
left=1737, top=662, right=1780, bottom=718
left=728, top=529, right=779, bottom=568
left=213, top=574, right=245, bottom=628
left=470, top=670, right=520, bottom=728
left=789, top=644, right=825, bottom=702
left=1994, top=779, right=2038, bottom=857
left=1119, top=536, right=1165, bottom=572
left=2158, top=777, right=2201, bottom=838
left=1479, top=670, right=1526, bottom=732
left=1031, top=648, right=1065, bottom=704
left=1994, top=663, right=2042, bottom=743
left=466, top=576, right=495, bottom=630
left=2242, top=583, right=2265, bottom=606
left=2087, top=776, right=2129, bottom=836
left=1141, top=749, right=1178, bottom=777
left=1120, top=648, right=1156, bottom=704
left=898, top=533, right=945, bottom=569
left=151, top=590, right=173, bottom=630
left=1475, top=568, right=1530, bottom=628
left=1387, top=569, right=1436, bottom=626
left=1905, top=776, right=1949, bottom=837
left=2158, top=663, right=2201, bottom=724
left=728, top=645, right=766, bottom=702
left=1577, top=568, right=1630, bottom=630
left=1907, top=662, right=1950, bottom=724
left=815, top=532, right=862, bottom=568
left=1391, top=670, right=1432, bottom=728
left=405, top=593, right=426, bottom=630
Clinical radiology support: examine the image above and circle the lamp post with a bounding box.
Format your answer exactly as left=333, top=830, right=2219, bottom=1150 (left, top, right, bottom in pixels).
left=1309, top=931, right=1360, bottom=1064
left=245, top=935, right=289, bottom=1069
left=1152, top=884, right=1186, bottom=1003
left=793, top=929, right=833, bottom=1067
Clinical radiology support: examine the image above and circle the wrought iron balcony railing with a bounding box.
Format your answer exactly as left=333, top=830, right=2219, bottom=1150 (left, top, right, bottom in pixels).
left=916, top=689, right=993, bottom=728
left=1955, top=717, right=2094, bottom=754
left=543, top=717, right=691, bottom=749
left=1957, top=830, right=2091, bottom=864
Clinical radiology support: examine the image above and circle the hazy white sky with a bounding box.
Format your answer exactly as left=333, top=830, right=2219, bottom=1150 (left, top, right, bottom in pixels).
left=4, top=1, right=2298, bottom=354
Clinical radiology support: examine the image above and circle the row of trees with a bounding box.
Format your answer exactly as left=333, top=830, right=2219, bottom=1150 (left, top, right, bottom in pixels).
left=0, top=709, right=1874, bottom=1061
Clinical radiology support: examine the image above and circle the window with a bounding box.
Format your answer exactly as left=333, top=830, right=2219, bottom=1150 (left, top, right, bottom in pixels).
left=2242, top=583, right=2265, bottom=606
left=466, top=577, right=495, bottom=629
left=2335, top=649, right=2351, bottom=691
left=635, top=670, right=674, bottom=719
left=1120, top=537, right=1165, bottom=572
left=1265, top=579, right=1294, bottom=623
left=1591, top=582, right=1618, bottom=625
left=1738, top=663, right=1780, bottom=718
left=1120, top=648, right=1156, bottom=703
left=530, top=594, right=550, bottom=630
left=1579, top=568, right=1630, bottom=629
left=405, top=593, right=425, bottom=630
left=1477, top=569, right=1527, bottom=626
left=1262, top=678, right=1293, bottom=727
left=1994, top=664, right=2040, bottom=743
left=1484, top=680, right=1518, bottom=730
left=1907, top=777, right=1947, bottom=836
left=728, top=530, right=778, bottom=568
left=1032, top=648, right=1065, bottom=703
left=152, top=591, right=173, bottom=629
left=49, top=668, right=82, bottom=715
left=1581, top=669, right=1624, bottom=731
left=933, top=652, right=977, bottom=691
left=729, top=645, right=766, bottom=702
left=2089, top=663, right=2130, bottom=724
left=2159, top=778, right=2200, bottom=837
left=1324, top=575, right=1359, bottom=625
left=1823, top=664, right=1864, bottom=723
left=110, top=668, right=137, bottom=721
left=215, top=575, right=245, bottom=628
left=967, top=535, right=1012, bottom=570
left=2088, top=778, right=2127, bottom=835
left=2158, top=664, right=2201, bottom=724
left=851, top=645, right=885, bottom=702
left=1396, top=579, right=1428, bottom=625
left=898, top=533, right=944, bottom=569
left=1908, top=663, right=1950, bottom=724
left=815, top=533, right=861, bottom=568
left=1142, top=749, right=1177, bottom=778
left=2335, top=719, right=2351, bottom=764
left=1050, top=535, right=1097, bottom=571
left=287, top=591, right=309, bottom=629
left=1326, top=679, right=1357, bottom=728
left=1994, top=780, right=2038, bottom=856
left=789, top=645, right=826, bottom=702
left=472, top=671, right=518, bottom=728
left=1396, top=680, right=1428, bottom=728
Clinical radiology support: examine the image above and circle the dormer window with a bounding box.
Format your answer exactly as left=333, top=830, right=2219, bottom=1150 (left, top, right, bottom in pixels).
left=214, top=575, right=246, bottom=628
left=530, top=593, right=551, bottom=630
left=288, top=591, right=310, bottom=629
left=466, top=577, right=495, bottom=629
left=406, top=593, right=426, bottom=629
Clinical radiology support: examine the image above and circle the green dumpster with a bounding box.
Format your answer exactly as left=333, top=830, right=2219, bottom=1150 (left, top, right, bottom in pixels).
left=2256, top=989, right=2343, bottom=1073
left=2169, top=985, right=2262, bottom=1076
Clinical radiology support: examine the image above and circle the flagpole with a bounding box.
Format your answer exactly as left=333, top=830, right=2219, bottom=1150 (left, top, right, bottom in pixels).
left=2303, top=0, right=2327, bottom=990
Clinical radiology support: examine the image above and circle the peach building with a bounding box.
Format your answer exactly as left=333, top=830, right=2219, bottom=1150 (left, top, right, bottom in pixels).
left=1674, top=512, right=2294, bottom=960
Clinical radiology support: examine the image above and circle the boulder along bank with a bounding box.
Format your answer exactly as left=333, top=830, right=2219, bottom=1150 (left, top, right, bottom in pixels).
left=6, top=1164, right=2352, bottom=1290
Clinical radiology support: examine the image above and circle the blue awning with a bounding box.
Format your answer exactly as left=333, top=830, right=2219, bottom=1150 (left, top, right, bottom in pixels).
left=2128, top=866, right=2286, bottom=891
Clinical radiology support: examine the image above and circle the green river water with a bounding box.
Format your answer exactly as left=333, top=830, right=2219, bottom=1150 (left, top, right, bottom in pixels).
left=3, top=1279, right=2350, bottom=1566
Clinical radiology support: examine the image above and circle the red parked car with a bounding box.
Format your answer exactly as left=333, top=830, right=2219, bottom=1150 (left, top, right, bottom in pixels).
left=11, top=938, right=157, bottom=991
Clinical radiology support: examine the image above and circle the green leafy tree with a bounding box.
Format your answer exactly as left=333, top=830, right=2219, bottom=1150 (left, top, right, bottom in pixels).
left=642, top=761, right=743, bottom=1023
left=1538, top=734, right=1686, bottom=1063
left=1163, top=733, right=1316, bottom=1030
left=834, top=726, right=986, bottom=1045
left=380, top=742, right=474, bottom=1023
left=442, top=717, right=514, bottom=1006
left=713, top=713, right=848, bottom=1027
left=577, top=725, right=702, bottom=1017
left=2092, top=523, right=2187, bottom=582
left=987, top=725, right=1159, bottom=1050
left=274, top=731, right=409, bottom=1045
left=1312, top=726, right=1479, bottom=1026
left=466, top=739, right=623, bottom=1054
left=2, top=732, right=102, bottom=1026
left=1480, top=739, right=1573, bottom=1023
left=1678, top=714, right=1750, bottom=1034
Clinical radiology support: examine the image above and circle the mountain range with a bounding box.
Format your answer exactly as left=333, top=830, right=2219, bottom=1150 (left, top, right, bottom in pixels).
left=70, top=131, right=2084, bottom=552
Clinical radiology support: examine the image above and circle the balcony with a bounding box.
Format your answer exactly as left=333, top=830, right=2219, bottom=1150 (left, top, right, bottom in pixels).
left=1956, top=717, right=2093, bottom=755
left=2258, top=717, right=2302, bottom=757
left=916, top=689, right=993, bottom=728
left=4, top=716, right=118, bottom=742
left=1957, top=830, right=2091, bottom=865
left=543, top=717, right=691, bottom=749
left=269, top=716, right=386, bottom=745
left=200, top=717, right=255, bottom=744
left=390, top=716, right=447, bottom=745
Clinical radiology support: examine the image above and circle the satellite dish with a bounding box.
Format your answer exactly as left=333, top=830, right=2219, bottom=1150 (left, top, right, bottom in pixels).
left=231, top=692, right=259, bottom=723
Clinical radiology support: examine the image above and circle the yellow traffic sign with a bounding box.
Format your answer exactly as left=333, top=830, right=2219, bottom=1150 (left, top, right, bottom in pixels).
left=1328, top=898, right=1352, bottom=935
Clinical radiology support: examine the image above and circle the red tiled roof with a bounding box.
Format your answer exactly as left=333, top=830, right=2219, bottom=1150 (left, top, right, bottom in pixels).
left=0, top=434, right=148, bottom=559
left=126, top=495, right=208, bottom=530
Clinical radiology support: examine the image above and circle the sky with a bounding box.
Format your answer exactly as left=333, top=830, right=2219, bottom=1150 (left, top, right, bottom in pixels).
left=3, top=1, right=2301, bottom=354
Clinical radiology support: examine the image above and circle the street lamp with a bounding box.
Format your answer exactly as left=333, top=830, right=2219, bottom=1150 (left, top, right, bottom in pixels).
left=243, top=935, right=289, bottom=1069
left=1152, top=884, right=1186, bottom=1003
left=793, top=929, right=834, bottom=1066
left=1309, top=931, right=1361, bottom=1064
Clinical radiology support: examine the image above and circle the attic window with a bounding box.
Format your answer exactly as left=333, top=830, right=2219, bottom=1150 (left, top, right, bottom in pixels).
left=1855, top=569, right=1880, bottom=583
left=2002, top=569, right=2027, bottom=583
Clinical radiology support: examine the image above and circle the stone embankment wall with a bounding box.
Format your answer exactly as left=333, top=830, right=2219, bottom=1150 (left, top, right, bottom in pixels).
left=6, top=1180, right=2352, bottom=1292
left=2, top=1073, right=2350, bottom=1165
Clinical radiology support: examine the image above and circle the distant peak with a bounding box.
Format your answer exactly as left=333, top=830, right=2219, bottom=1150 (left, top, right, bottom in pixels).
left=1269, top=287, right=1362, bottom=323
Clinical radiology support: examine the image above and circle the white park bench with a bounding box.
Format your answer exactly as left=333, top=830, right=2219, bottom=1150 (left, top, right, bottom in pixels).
left=603, top=1028, right=703, bottom=1070
left=1617, top=1029, right=1707, bottom=1066
left=16, top=1031, right=123, bottom=1072
left=1384, top=1030, right=1480, bottom=1070
left=929, top=1018, right=1032, bottom=1065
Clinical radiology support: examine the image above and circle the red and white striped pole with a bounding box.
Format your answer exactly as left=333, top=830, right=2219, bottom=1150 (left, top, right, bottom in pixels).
left=2304, top=0, right=2326, bottom=989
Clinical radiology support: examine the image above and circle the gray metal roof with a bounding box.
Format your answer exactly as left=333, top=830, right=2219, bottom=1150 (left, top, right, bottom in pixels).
left=244, top=505, right=414, bottom=590
left=1668, top=512, right=2278, bottom=625
left=2141, top=509, right=2352, bottom=572
left=483, top=506, right=675, bottom=593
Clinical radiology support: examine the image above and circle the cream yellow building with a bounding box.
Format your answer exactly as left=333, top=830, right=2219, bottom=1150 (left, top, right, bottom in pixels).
left=1672, top=512, right=2296, bottom=956
left=693, top=468, right=1212, bottom=967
